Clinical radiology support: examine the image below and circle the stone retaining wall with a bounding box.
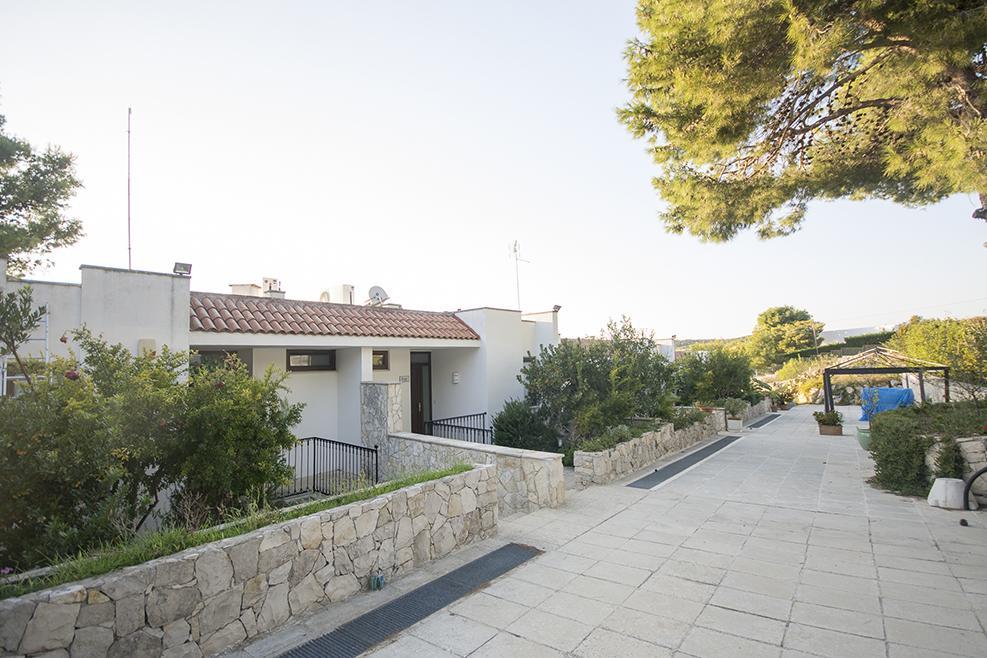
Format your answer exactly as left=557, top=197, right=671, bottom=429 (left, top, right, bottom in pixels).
left=573, top=412, right=725, bottom=488
left=926, top=435, right=987, bottom=503
left=0, top=465, right=497, bottom=658
left=379, top=433, right=564, bottom=516
left=743, top=397, right=773, bottom=424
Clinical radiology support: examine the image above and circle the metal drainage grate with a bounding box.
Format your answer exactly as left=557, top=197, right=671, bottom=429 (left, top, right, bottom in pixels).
left=627, top=435, right=742, bottom=490
left=746, top=413, right=780, bottom=429
left=279, top=542, right=541, bottom=658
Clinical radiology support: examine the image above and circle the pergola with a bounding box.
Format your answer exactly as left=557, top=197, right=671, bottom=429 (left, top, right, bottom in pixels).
left=822, top=347, right=950, bottom=412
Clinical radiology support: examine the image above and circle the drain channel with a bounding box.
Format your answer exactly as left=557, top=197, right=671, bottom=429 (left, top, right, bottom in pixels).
left=626, top=435, right=742, bottom=490
left=279, top=542, right=541, bottom=658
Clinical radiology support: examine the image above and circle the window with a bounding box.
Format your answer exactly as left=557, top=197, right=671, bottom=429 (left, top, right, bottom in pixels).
left=372, top=350, right=389, bottom=370
left=286, top=350, right=336, bottom=371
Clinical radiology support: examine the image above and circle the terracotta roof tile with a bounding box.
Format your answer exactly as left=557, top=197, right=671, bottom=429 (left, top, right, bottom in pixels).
left=189, top=292, right=480, bottom=340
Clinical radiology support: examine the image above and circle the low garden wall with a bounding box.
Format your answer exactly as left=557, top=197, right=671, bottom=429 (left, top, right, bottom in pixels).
left=743, top=397, right=773, bottom=424
left=0, top=465, right=497, bottom=658
left=379, top=433, right=564, bottom=516
left=574, top=411, right=725, bottom=488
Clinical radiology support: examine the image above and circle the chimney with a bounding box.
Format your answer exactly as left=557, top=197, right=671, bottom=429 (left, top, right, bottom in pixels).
left=230, top=283, right=262, bottom=296
left=262, top=277, right=285, bottom=299
left=319, top=284, right=355, bottom=305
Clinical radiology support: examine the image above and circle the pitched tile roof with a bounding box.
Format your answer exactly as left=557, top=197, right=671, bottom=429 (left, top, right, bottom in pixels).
left=189, top=292, right=480, bottom=340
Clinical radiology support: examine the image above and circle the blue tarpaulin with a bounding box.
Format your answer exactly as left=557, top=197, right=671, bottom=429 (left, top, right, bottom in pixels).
left=860, top=387, right=915, bottom=421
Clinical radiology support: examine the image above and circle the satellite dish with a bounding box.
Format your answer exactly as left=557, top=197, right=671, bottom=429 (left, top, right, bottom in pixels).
left=368, top=286, right=389, bottom=305
left=319, top=291, right=331, bottom=303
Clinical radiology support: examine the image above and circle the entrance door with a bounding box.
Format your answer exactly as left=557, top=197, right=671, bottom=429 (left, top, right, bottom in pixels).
left=410, top=352, right=432, bottom=434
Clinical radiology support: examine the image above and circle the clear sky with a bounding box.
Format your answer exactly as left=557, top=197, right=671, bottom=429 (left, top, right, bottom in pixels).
left=2, top=1, right=985, bottom=339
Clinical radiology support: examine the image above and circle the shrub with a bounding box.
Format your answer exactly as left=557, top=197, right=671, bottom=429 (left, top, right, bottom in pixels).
left=671, top=407, right=707, bottom=429
left=675, top=347, right=755, bottom=405
left=520, top=317, right=676, bottom=439
left=934, top=438, right=966, bottom=479
left=492, top=400, right=558, bottom=452
left=888, top=316, right=987, bottom=398
left=723, top=398, right=747, bottom=419
left=870, top=401, right=986, bottom=496
left=578, top=424, right=635, bottom=453
left=812, top=410, right=843, bottom=426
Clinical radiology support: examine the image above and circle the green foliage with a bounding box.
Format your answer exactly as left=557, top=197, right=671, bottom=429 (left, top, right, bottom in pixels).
left=578, top=424, right=636, bottom=453
left=934, top=438, right=966, bottom=480
left=813, top=410, right=843, bottom=426
left=770, top=383, right=795, bottom=406
left=0, top=331, right=304, bottom=570
left=0, top=113, right=83, bottom=275
left=843, top=331, right=895, bottom=347
left=888, top=316, right=987, bottom=397
left=870, top=401, right=987, bottom=496
left=722, top=397, right=747, bottom=419
left=674, top=346, right=756, bottom=405
left=0, top=465, right=471, bottom=600
left=520, top=318, right=676, bottom=439
left=619, top=1, right=987, bottom=241
left=748, top=306, right=823, bottom=370
left=492, top=400, right=558, bottom=452
left=671, top=407, right=707, bottom=430
left=177, top=356, right=303, bottom=514
left=0, top=285, right=46, bottom=387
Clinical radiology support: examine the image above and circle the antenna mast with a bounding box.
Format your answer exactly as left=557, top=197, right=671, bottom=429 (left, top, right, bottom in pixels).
left=127, top=107, right=132, bottom=269
left=510, top=241, right=529, bottom=311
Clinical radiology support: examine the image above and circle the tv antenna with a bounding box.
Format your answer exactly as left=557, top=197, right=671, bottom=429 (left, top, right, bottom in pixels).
left=127, top=107, right=133, bottom=269
left=510, top=241, right=529, bottom=311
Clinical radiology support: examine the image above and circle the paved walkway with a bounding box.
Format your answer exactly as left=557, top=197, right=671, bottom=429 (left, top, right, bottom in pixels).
left=235, top=406, right=987, bottom=658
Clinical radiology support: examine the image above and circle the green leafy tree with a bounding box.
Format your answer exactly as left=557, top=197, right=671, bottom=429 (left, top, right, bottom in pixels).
left=888, top=316, right=987, bottom=398
left=0, top=114, right=83, bottom=275
left=675, top=346, right=756, bottom=404
left=748, top=306, right=823, bottom=370
left=619, top=1, right=987, bottom=240
left=0, top=286, right=45, bottom=388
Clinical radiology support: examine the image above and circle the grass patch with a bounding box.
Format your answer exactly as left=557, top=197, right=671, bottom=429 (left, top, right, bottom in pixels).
left=0, top=464, right=472, bottom=600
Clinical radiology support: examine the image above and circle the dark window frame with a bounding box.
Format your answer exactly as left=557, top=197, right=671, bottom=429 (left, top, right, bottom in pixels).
left=372, top=350, right=390, bottom=371
left=286, top=349, right=336, bottom=371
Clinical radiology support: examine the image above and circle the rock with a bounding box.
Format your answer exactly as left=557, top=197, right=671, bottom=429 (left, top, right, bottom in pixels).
left=77, top=601, right=115, bottom=628
left=255, top=582, right=289, bottom=632
left=288, top=574, right=323, bottom=615
left=108, top=629, right=161, bottom=658
left=333, top=548, right=354, bottom=575
left=354, top=509, right=379, bottom=538
left=289, top=549, right=320, bottom=587
left=333, top=516, right=357, bottom=547
left=70, top=626, right=114, bottom=658
left=258, top=529, right=290, bottom=552
left=268, top=560, right=292, bottom=585
left=146, top=585, right=200, bottom=627
left=200, top=620, right=246, bottom=656
left=412, top=530, right=430, bottom=565
left=162, top=642, right=203, bottom=658
left=460, top=488, right=477, bottom=514
left=325, top=574, right=360, bottom=603
left=394, top=517, right=413, bottom=549
left=240, top=609, right=257, bottom=638
left=114, top=595, right=144, bottom=638
left=87, top=590, right=111, bottom=605
left=196, top=585, right=243, bottom=637
left=100, top=572, right=151, bottom=601
left=299, top=518, right=322, bottom=550
left=423, top=491, right=443, bottom=522
left=162, top=619, right=190, bottom=648
left=432, top=524, right=456, bottom=558
left=226, top=537, right=261, bottom=583
left=447, top=493, right=463, bottom=517
left=928, top=477, right=979, bottom=510
left=154, top=558, right=195, bottom=588
left=195, top=549, right=234, bottom=599
left=0, top=598, right=36, bottom=651
left=257, top=540, right=297, bottom=574
left=49, top=585, right=86, bottom=605
left=37, top=649, right=70, bottom=658
left=241, top=574, right=268, bottom=611
left=19, top=602, right=80, bottom=654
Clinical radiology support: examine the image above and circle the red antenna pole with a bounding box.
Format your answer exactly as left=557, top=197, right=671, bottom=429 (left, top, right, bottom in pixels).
left=127, top=107, right=132, bottom=269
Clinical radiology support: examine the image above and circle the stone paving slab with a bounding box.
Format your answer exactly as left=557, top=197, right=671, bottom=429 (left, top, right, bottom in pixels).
left=228, top=405, right=987, bottom=657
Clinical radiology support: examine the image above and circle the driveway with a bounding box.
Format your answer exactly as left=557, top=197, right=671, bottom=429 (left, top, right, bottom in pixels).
left=232, top=405, right=987, bottom=658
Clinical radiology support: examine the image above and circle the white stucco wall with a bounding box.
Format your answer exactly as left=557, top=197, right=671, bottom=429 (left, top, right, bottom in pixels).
left=4, top=265, right=190, bottom=361
left=251, top=348, right=339, bottom=440
left=431, top=345, right=485, bottom=421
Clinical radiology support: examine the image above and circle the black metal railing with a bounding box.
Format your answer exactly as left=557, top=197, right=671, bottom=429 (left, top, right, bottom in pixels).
left=276, top=437, right=379, bottom=499
left=425, top=412, right=494, bottom=444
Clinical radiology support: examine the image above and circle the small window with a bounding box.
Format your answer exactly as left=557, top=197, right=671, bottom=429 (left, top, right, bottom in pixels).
left=286, top=350, right=336, bottom=371
left=372, top=350, right=389, bottom=370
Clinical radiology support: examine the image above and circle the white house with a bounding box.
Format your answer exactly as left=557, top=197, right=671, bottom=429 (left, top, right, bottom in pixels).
left=1, top=260, right=561, bottom=445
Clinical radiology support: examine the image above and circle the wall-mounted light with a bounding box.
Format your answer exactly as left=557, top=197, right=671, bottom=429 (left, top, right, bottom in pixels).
left=173, top=262, right=192, bottom=276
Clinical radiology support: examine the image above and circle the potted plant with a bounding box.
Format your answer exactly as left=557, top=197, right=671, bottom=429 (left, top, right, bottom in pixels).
left=723, top=398, right=747, bottom=431
left=813, top=410, right=844, bottom=436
